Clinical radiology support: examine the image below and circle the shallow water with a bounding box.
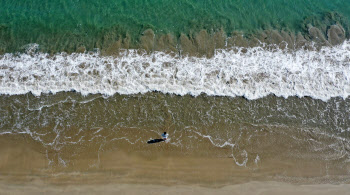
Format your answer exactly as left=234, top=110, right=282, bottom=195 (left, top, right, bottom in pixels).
left=0, top=92, right=349, bottom=184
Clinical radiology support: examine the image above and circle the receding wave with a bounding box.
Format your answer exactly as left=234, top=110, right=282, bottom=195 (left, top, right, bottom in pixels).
left=1, top=41, right=350, bottom=100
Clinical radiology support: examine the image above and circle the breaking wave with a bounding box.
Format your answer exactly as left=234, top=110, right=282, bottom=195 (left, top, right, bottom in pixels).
left=1, top=41, right=350, bottom=101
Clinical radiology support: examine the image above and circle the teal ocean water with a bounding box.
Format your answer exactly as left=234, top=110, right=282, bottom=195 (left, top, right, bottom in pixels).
left=1, top=0, right=350, bottom=53
left=0, top=0, right=350, bottom=186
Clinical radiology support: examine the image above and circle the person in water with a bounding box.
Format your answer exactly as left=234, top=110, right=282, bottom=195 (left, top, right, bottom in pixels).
left=161, top=132, right=168, bottom=140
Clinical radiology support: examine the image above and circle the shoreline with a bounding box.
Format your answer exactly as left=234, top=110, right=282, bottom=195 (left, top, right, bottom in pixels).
left=1, top=133, right=350, bottom=187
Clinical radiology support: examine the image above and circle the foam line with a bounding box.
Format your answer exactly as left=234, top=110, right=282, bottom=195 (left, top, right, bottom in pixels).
left=1, top=41, right=350, bottom=101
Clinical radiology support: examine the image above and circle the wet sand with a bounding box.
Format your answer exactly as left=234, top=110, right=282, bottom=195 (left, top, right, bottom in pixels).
left=1, top=178, right=350, bottom=195
left=1, top=134, right=350, bottom=194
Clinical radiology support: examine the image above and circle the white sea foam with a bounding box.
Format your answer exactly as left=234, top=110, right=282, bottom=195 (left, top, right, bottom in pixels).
left=1, top=41, right=350, bottom=100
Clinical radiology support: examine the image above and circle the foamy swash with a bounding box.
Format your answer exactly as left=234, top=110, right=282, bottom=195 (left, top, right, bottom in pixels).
left=0, top=42, right=349, bottom=101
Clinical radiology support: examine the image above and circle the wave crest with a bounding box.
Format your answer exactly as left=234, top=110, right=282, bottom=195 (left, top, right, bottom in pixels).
left=1, top=41, right=350, bottom=101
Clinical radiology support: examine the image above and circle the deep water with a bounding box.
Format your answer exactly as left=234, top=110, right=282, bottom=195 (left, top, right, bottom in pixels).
left=1, top=0, right=350, bottom=53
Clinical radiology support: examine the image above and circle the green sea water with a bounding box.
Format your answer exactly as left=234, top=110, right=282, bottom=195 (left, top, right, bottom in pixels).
left=1, top=0, right=350, bottom=53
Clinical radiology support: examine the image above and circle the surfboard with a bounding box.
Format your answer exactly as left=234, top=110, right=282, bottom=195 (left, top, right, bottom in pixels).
left=147, top=138, right=170, bottom=144
left=147, top=139, right=164, bottom=144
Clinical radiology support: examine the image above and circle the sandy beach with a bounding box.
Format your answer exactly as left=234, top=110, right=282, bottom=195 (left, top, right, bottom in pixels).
left=1, top=133, right=350, bottom=194
left=2, top=179, right=350, bottom=195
